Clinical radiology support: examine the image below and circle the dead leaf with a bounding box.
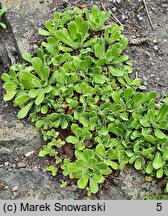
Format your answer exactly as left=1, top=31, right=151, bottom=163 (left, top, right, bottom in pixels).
left=79, top=4, right=88, bottom=9
left=0, top=183, right=5, bottom=191
left=64, top=144, right=74, bottom=158
left=145, top=175, right=153, bottom=182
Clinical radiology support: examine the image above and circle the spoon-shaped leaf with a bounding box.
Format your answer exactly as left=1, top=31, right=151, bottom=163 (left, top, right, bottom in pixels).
left=17, top=101, right=33, bottom=119
left=153, top=152, right=164, bottom=170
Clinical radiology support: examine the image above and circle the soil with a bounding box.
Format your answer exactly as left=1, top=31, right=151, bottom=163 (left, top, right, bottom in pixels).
left=0, top=0, right=167, bottom=199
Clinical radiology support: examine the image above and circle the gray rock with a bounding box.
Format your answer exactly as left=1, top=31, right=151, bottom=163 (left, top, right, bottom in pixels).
left=0, top=167, right=129, bottom=200
left=0, top=168, right=78, bottom=200
left=0, top=166, right=162, bottom=200
left=118, top=167, right=162, bottom=200
left=0, top=42, right=9, bottom=65
left=0, top=113, right=41, bottom=158
left=1, top=0, right=55, bottom=53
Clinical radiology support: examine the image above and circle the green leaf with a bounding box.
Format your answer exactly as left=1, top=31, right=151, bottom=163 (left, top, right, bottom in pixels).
left=56, top=28, right=75, bottom=48
left=39, top=149, right=48, bottom=157
left=113, top=55, right=129, bottom=64
left=15, top=94, right=29, bottom=106
left=140, top=119, right=151, bottom=127
left=100, top=126, right=108, bottom=135
left=43, top=86, right=52, bottom=93
left=146, top=162, right=153, bottom=174
left=154, top=129, right=166, bottom=139
left=111, top=91, right=120, bottom=102
left=48, top=113, right=60, bottom=121
left=35, top=120, right=44, bottom=128
left=32, top=57, right=44, bottom=80
left=78, top=175, right=89, bottom=189
left=159, top=120, right=168, bottom=130
left=1, top=73, right=11, bottom=82
left=93, top=172, right=104, bottom=183
left=108, top=123, right=123, bottom=137
left=68, top=21, right=77, bottom=40
left=142, top=147, right=156, bottom=156
left=61, top=119, right=68, bottom=129
left=109, top=66, right=124, bottom=76
left=142, top=128, right=151, bottom=137
left=88, top=158, right=97, bottom=166
left=41, top=105, right=48, bottom=114
left=31, top=78, right=41, bottom=88
left=134, top=158, right=142, bottom=170
left=35, top=90, right=45, bottom=105
left=46, top=165, right=58, bottom=176
left=132, top=93, right=143, bottom=103
left=3, top=90, right=17, bottom=101
left=147, top=109, right=155, bottom=124
left=42, top=66, right=50, bottom=81
left=153, top=152, right=164, bottom=170
left=94, top=43, right=105, bottom=59
left=38, top=29, right=50, bottom=36
left=110, top=161, right=119, bottom=170
left=3, top=81, right=17, bottom=91
left=162, top=146, right=168, bottom=160
left=124, top=87, right=133, bottom=102
left=144, top=135, right=156, bottom=144
left=96, top=162, right=112, bottom=175
left=89, top=177, right=98, bottom=194
left=66, top=136, right=78, bottom=144
left=69, top=162, right=84, bottom=172
left=92, top=5, right=99, bottom=21
left=156, top=168, right=164, bottom=178
left=96, top=58, right=106, bottom=66
left=95, top=144, right=106, bottom=158
left=0, top=22, right=6, bottom=29
left=92, top=74, right=106, bottom=84
left=157, top=104, right=168, bottom=121
left=17, top=101, right=33, bottom=119
left=29, top=89, right=40, bottom=98
left=22, top=52, right=32, bottom=62
left=0, top=7, right=7, bottom=16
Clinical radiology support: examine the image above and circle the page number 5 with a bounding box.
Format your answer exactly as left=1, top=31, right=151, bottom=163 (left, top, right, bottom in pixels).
left=156, top=203, right=162, bottom=211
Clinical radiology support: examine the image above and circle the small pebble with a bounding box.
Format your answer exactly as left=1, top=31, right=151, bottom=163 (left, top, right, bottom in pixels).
left=137, top=14, right=143, bottom=21
left=121, top=15, right=127, bottom=20
left=12, top=186, right=19, bottom=192
left=111, top=7, right=117, bottom=12
left=138, top=16, right=143, bottom=21
left=153, top=39, right=158, bottom=44
left=25, top=151, right=34, bottom=157
left=39, top=0, right=44, bottom=3
left=16, top=162, right=27, bottom=169
left=4, top=162, right=9, bottom=166
left=154, top=45, right=158, bottom=50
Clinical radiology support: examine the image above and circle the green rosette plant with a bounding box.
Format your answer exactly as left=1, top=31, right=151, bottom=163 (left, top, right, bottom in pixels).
left=1, top=5, right=168, bottom=196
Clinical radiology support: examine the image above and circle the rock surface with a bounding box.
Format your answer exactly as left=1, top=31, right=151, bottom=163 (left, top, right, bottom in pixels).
left=0, top=166, right=162, bottom=200
left=0, top=113, right=42, bottom=158
left=1, top=0, right=55, bottom=53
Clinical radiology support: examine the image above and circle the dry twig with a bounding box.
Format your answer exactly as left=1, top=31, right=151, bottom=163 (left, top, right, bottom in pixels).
left=100, top=0, right=122, bottom=26
left=142, top=0, right=154, bottom=29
